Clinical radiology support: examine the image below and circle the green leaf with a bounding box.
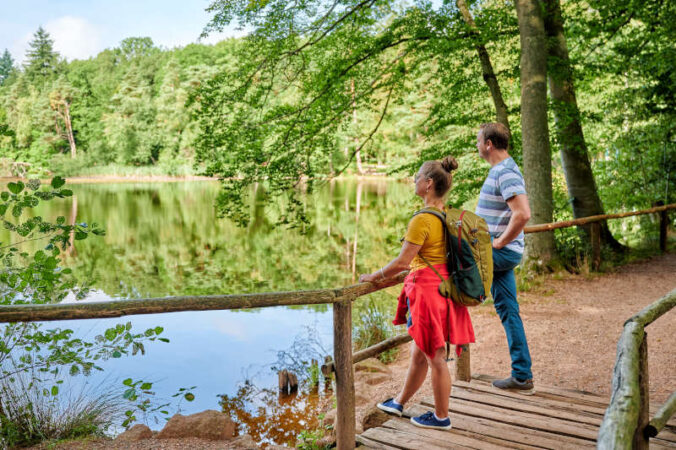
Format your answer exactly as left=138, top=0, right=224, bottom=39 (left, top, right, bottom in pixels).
left=112, top=351, right=122, bottom=358
left=0, top=204, right=7, bottom=216
left=0, top=192, right=8, bottom=201
left=51, top=176, right=66, bottom=189
left=122, top=378, right=133, bottom=386
left=51, top=385, right=59, bottom=396
left=60, top=189, right=74, bottom=197
left=154, top=326, right=164, bottom=334
left=8, top=181, right=24, bottom=194
left=140, top=382, right=152, bottom=390
left=184, top=393, right=195, bottom=402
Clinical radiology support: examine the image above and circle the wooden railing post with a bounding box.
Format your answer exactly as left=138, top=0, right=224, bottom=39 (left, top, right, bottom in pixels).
left=634, top=333, right=649, bottom=450
left=333, top=296, right=355, bottom=450
left=658, top=202, right=668, bottom=253
left=591, top=221, right=601, bottom=271
left=455, top=344, right=471, bottom=382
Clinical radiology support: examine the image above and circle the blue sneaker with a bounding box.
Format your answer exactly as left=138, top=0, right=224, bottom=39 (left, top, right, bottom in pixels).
left=377, top=398, right=403, bottom=417
left=410, top=411, right=452, bottom=430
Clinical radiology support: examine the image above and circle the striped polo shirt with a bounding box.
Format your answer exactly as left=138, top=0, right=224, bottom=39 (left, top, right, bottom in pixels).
left=475, top=157, right=527, bottom=254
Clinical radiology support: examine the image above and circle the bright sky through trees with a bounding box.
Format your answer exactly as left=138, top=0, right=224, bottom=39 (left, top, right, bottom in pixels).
left=0, top=0, right=247, bottom=63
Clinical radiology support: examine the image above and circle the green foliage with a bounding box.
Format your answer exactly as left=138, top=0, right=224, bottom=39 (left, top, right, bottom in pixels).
left=23, top=27, right=60, bottom=84
left=0, top=374, right=123, bottom=448
left=0, top=49, right=14, bottom=86
left=0, top=178, right=174, bottom=438
left=120, top=378, right=196, bottom=428
left=353, top=299, right=398, bottom=364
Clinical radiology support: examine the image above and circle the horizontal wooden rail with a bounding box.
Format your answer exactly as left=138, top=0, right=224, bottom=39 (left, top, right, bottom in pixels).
left=0, top=272, right=408, bottom=324
left=523, top=203, right=675, bottom=234
left=646, top=391, right=676, bottom=438
left=322, top=333, right=413, bottom=376
left=597, top=288, right=676, bottom=449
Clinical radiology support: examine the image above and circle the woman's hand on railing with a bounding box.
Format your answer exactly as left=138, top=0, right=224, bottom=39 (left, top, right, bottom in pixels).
left=358, top=272, right=381, bottom=283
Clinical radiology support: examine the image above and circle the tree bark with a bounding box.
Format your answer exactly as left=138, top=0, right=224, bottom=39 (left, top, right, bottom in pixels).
left=351, top=78, right=364, bottom=175
left=457, top=0, right=510, bottom=131
left=544, top=0, right=623, bottom=250
left=515, top=0, right=557, bottom=266
left=64, top=101, right=77, bottom=159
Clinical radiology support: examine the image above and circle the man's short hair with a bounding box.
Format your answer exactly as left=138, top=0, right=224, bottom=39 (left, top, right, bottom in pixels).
left=479, top=123, right=510, bottom=150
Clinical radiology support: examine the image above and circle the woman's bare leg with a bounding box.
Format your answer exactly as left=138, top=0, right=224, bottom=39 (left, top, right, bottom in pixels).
left=426, top=347, right=451, bottom=418
left=394, top=342, right=428, bottom=406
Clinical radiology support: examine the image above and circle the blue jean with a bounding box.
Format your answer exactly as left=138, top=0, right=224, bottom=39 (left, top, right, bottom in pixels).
left=491, top=247, right=533, bottom=381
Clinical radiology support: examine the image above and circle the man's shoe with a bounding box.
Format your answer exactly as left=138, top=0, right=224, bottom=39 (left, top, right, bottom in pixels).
left=377, top=398, right=403, bottom=417
left=410, top=411, right=452, bottom=430
left=492, top=376, right=535, bottom=395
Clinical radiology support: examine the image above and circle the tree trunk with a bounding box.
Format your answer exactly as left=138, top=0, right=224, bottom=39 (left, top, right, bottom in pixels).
left=515, top=0, right=557, bottom=267
left=544, top=0, right=624, bottom=251
left=64, top=101, right=77, bottom=159
left=457, top=0, right=510, bottom=132
left=351, top=79, right=364, bottom=175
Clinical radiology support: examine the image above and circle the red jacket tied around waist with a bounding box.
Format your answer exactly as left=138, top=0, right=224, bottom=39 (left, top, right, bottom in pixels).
left=394, top=264, right=475, bottom=359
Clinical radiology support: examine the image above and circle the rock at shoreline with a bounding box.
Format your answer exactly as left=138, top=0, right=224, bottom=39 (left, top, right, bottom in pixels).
left=115, top=424, right=153, bottom=441
left=229, top=433, right=258, bottom=449
left=157, top=410, right=236, bottom=441
left=362, top=406, right=391, bottom=431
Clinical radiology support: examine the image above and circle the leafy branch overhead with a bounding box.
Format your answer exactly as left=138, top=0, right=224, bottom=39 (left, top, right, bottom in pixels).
left=194, top=0, right=498, bottom=224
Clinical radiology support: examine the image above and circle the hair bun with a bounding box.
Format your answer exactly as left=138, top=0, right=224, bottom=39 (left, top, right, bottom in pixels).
left=441, top=156, right=459, bottom=172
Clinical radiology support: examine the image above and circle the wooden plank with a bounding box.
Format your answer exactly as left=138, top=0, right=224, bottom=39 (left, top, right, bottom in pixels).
left=651, top=438, right=676, bottom=449
left=451, top=385, right=603, bottom=426
left=361, top=426, right=475, bottom=450
left=453, top=381, right=608, bottom=417
left=405, top=403, right=594, bottom=449
left=356, top=434, right=400, bottom=449
left=470, top=375, right=610, bottom=408
left=381, top=418, right=526, bottom=450
left=422, top=397, right=599, bottom=441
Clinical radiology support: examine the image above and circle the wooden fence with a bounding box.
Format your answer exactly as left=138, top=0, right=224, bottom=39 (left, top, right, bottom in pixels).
left=597, top=288, right=676, bottom=449
left=0, top=203, right=673, bottom=449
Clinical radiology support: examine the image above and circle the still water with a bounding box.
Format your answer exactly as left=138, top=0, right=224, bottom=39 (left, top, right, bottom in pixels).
left=3, top=179, right=417, bottom=445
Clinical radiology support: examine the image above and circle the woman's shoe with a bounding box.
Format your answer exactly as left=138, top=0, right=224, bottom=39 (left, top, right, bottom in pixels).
left=377, top=398, right=403, bottom=417
left=410, top=411, right=452, bottom=430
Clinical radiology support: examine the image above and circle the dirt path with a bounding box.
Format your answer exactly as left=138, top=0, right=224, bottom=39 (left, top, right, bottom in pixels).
left=361, top=251, right=676, bottom=430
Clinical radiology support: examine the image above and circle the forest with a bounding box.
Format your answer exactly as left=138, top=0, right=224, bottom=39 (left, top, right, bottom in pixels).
left=0, top=0, right=673, bottom=265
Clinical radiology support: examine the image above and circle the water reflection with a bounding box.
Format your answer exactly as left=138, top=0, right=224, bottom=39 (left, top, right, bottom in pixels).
left=221, top=381, right=331, bottom=448
left=0, top=179, right=415, bottom=444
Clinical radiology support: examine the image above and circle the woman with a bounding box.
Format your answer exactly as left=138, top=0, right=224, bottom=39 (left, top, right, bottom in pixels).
left=358, top=156, right=475, bottom=430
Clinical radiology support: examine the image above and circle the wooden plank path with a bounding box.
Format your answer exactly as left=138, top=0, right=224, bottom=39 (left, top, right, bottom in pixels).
left=357, top=374, right=676, bottom=449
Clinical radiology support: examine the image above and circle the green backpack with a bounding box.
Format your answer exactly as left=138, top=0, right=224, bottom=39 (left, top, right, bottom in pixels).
left=414, top=207, right=494, bottom=307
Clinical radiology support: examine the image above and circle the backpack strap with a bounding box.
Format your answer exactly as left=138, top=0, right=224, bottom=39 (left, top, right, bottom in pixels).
left=412, top=208, right=455, bottom=362
left=413, top=208, right=459, bottom=275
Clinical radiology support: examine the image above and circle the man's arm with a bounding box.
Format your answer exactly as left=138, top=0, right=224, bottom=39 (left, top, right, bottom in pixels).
left=493, top=194, right=531, bottom=249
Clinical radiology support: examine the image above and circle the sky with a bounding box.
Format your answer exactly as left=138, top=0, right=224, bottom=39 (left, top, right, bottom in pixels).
left=0, top=0, right=247, bottom=64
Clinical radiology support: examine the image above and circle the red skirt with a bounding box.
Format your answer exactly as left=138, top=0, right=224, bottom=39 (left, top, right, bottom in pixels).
left=393, top=264, right=475, bottom=359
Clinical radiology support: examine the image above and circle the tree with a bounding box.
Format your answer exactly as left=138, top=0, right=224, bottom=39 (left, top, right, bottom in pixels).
left=544, top=0, right=623, bottom=251
left=49, top=78, right=79, bottom=158
left=0, top=50, right=14, bottom=85
left=24, top=27, right=59, bottom=83
left=515, top=0, right=557, bottom=266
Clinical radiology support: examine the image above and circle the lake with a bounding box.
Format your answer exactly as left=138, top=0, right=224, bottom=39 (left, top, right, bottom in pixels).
left=0, top=179, right=416, bottom=445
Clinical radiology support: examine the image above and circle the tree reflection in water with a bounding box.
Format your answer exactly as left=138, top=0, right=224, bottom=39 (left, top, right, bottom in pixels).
left=220, top=378, right=331, bottom=447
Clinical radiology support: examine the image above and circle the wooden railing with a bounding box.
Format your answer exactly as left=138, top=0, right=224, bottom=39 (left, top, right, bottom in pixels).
left=0, top=203, right=673, bottom=448
left=597, top=289, right=676, bottom=449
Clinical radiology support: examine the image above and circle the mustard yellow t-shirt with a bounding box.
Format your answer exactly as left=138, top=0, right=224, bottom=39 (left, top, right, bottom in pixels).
left=403, top=208, right=447, bottom=272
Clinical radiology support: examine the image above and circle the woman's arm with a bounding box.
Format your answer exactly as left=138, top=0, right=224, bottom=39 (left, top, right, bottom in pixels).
left=358, top=241, right=422, bottom=283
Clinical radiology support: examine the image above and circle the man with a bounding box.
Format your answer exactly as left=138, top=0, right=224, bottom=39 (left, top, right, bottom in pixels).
left=475, top=122, right=534, bottom=394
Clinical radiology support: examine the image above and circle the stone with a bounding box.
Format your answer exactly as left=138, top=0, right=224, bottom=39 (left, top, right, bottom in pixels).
left=363, top=373, right=390, bottom=386
left=157, top=410, right=236, bottom=441
left=323, top=408, right=337, bottom=426
left=361, top=406, right=391, bottom=431
left=115, top=424, right=153, bottom=442
left=354, top=358, right=391, bottom=374
left=228, top=433, right=258, bottom=449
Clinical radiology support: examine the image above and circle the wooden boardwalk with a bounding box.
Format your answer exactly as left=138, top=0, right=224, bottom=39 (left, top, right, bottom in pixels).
left=357, top=374, right=676, bottom=449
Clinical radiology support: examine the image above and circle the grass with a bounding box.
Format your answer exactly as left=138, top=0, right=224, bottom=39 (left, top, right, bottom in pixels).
left=0, top=375, right=124, bottom=448
left=352, top=299, right=399, bottom=364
